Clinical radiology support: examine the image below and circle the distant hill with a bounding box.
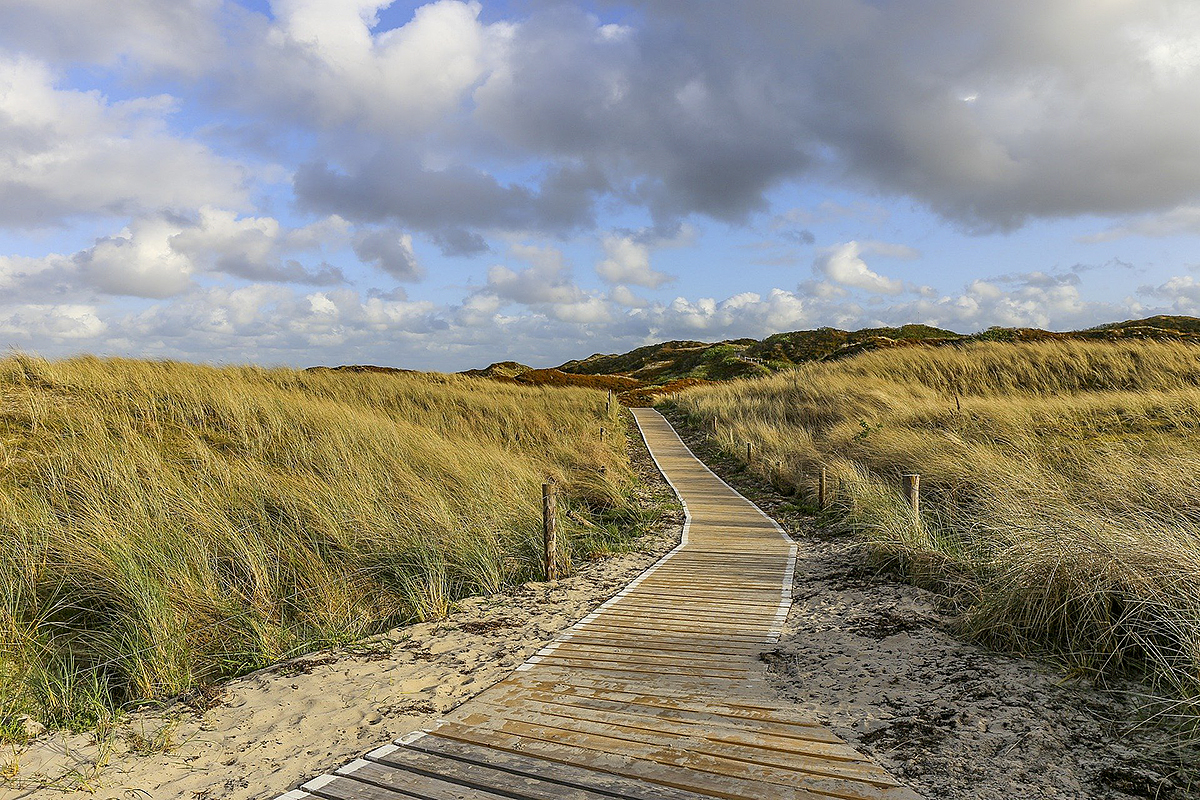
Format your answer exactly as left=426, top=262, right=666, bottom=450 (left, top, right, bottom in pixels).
left=459, top=360, right=533, bottom=379
left=461, top=315, right=1200, bottom=404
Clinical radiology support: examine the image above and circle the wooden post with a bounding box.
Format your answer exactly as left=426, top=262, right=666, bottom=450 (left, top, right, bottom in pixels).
left=599, top=426, right=605, bottom=441
left=818, top=466, right=827, bottom=510
left=542, top=481, right=558, bottom=581
left=606, top=390, right=613, bottom=413
left=746, top=442, right=752, bottom=462
left=902, top=473, right=920, bottom=514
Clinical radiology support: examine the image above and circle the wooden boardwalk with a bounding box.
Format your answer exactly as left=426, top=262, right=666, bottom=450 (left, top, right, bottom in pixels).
left=273, top=409, right=919, bottom=800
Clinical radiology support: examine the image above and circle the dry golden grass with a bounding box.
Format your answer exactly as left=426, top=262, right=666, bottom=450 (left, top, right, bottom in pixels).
left=668, top=340, right=1200, bottom=723
left=0, top=355, right=649, bottom=737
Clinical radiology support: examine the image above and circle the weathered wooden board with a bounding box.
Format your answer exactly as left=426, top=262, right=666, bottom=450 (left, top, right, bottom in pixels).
left=269, top=409, right=922, bottom=800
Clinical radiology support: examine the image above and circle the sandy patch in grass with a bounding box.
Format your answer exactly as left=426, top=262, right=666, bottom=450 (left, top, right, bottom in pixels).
left=0, top=426, right=683, bottom=800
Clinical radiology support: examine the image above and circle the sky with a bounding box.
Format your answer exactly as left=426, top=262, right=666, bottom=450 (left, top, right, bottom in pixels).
left=2, top=1, right=1200, bottom=370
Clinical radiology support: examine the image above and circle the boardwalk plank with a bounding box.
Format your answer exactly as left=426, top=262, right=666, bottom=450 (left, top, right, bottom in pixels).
left=271, top=409, right=920, bottom=800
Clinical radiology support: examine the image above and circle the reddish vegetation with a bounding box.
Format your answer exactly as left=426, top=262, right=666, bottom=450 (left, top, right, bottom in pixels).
left=306, top=365, right=418, bottom=375
left=618, top=378, right=715, bottom=407
left=516, top=369, right=641, bottom=391
left=483, top=368, right=642, bottom=393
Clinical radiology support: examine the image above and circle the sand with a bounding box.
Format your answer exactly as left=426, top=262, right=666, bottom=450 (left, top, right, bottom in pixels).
left=0, top=431, right=683, bottom=799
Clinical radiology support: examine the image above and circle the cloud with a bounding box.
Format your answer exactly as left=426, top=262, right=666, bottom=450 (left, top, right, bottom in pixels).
left=812, top=241, right=906, bottom=295
left=1138, top=275, right=1200, bottom=314
left=169, top=209, right=349, bottom=285
left=293, top=152, right=605, bottom=237
left=77, top=216, right=197, bottom=298
left=10, top=2, right=1200, bottom=237
left=990, top=270, right=1081, bottom=289
left=1, top=210, right=353, bottom=301
left=0, top=0, right=227, bottom=75
left=430, top=228, right=490, bottom=257
left=0, top=303, right=106, bottom=340
left=595, top=235, right=673, bottom=288
left=483, top=244, right=583, bottom=305
left=0, top=55, right=249, bottom=227
left=352, top=228, right=422, bottom=281
left=1, top=267, right=1176, bottom=370
left=609, top=285, right=650, bottom=308
left=1083, top=206, right=1200, bottom=241
left=250, top=0, right=509, bottom=132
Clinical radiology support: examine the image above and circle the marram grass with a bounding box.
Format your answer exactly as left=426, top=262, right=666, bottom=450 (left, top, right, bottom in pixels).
left=0, top=355, right=648, bottom=735
left=668, top=340, right=1200, bottom=724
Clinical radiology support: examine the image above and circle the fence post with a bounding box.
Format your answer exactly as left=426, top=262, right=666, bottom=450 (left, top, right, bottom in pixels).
left=543, top=480, right=558, bottom=581
left=746, top=441, right=753, bottom=462
left=902, top=473, right=920, bottom=514
left=818, top=466, right=827, bottom=510
left=606, top=390, right=613, bottom=414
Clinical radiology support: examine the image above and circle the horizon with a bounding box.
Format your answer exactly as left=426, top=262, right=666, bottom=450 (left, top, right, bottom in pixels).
left=34, top=311, right=1182, bottom=374
left=4, top=2, right=1200, bottom=371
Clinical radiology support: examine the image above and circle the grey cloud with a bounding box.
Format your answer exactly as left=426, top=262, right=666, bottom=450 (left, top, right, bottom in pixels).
left=431, top=228, right=490, bottom=257
left=293, top=152, right=605, bottom=236
left=217, top=257, right=344, bottom=286
left=352, top=228, right=423, bottom=281
left=479, top=1, right=1200, bottom=231
left=472, top=5, right=810, bottom=227
left=0, top=0, right=228, bottom=75
left=9, top=1, right=1200, bottom=237
left=991, top=270, right=1082, bottom=289
left=780, top=228, right=816, bottom=245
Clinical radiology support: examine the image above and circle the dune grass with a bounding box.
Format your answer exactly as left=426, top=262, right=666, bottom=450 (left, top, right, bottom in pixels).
left=667, top=340, right=1200, bottom=729
left=0, top=355, right=651, bottom=738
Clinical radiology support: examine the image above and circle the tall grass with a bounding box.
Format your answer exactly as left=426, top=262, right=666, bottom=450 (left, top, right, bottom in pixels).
left=0, top=355, right=644, bottom=735
left=669, top=340, right=1200, bottom=723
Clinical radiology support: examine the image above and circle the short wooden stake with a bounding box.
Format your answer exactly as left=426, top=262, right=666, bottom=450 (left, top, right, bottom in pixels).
left=746, top=441, right=753, bottom=462
left=599, top=426, right=605, bottom=441
left=606, top=391, right=613, bottom=413
left=542, top=481, right=558, bottom=581
left=902, top=473, right=920, bottom=514
left=818, top=466, right=827, bottom=509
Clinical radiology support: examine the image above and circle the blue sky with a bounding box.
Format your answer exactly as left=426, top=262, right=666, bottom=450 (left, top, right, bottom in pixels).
left=2, top=1, right=1200, bottom=370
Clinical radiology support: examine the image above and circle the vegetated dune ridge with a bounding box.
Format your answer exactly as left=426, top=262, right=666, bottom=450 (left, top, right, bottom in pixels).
left=0, top=355, right=647, bottom=741
left=666, top=339, right=1200, bottom=734
left=463, top=314, right=1200, bottom=405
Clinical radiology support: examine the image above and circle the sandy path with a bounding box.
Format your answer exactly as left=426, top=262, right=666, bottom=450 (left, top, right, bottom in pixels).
left=662, top=408, right=1199, bottom=800
left=0, top=426, right=683, bottom=799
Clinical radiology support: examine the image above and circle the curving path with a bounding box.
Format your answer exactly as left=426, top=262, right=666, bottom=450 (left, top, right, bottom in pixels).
left=272, top=408, right=919, bottom=800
